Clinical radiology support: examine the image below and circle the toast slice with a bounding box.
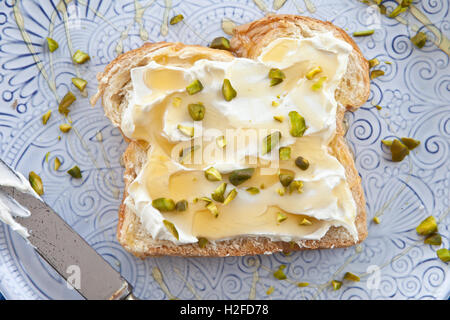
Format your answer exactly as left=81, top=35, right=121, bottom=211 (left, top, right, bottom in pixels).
left=92, top=15, right=370, bottom=257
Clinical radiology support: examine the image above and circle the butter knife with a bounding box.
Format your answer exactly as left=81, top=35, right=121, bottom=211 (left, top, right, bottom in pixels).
left=0, top=159, right=136, bottom=300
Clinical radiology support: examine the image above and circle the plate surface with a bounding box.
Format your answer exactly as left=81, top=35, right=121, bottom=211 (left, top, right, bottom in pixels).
left=0, top=0, right=449, bottom=300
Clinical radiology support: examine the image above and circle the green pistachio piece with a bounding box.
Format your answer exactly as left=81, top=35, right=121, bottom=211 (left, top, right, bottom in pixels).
left=67, top=166, right=82, bottom=179
left=277, top=212, right=287, bottom=224
left=198, top=237, right=208, bottom=248
left=279, top=171, right=294, bottom=187
left=306, top=66, right=322, bottom=80
left=331, top=280, right=342, bottom=290
left=436, top=248, right=450, bottom=262
left=266, top=286, right=275, bottom=295
left=373, top=216, right=381, bottom=224
left=205, top=167, right=222, bottom=181
left=246, top=187, right=260, bottom=195
left=411, top=31, right=427, bottom=48
left=299, top=218, right=312, bottom=226
left=216, top=135, right=227, bottom=148
left=72, top=50, right=90, bottom=64
left=169, top=14, right=184, bottom=25
left=177, top=124, right=195, bottom=137
left=29, top=171, right=44, bottom=196
left=223, top=188, right=237, bottom=205
left=222, top=79, right=237, bottom=101
left=229, top=168, right=254, bottom=186
left=388, top=3, right=408, bottom=18
left=42, top=110, right=52, bottom=125
left=175, top=200, right=188, bottom=212
left=295, top=156, right=309, bottom=170
left=188, top=103, right=205, bottom=121
left=54, top=157, right=61, bottom=171
left=424, top=233, right=442, bottom=246
left=268, top=68, right=285, bottom=86
left=46, top=37, right=59, bottom=52
left=71, top=77, right=87, bottom=92
left=273, top=115, right=284, bottom=122
left=206, top=202, right=219, bottom=218
left=297, top=282, right=309, bottom=287
left=45, top=152, right=50, bottom=163
left=344, top=272, right=360, bottom=282
left=368, top=58, right=380, bottom=69
left=209, top=37, right=231, bottom=50
left=186, top=80, right=203, bottom=95
left=59, top=124, right=72, bottom=133
left=401, top=137, right=420, bottom=150
left=381, top=139, right=393, bottom=147
left=391, top=139, right=409, bottom=162
left=288, top=111, right=307, bottom=137
left=58, top=91, right=76, bottom=116
left=288, top=180, right=304, bottom=194
left=262, top=131, right=282, bottom=154
left=279, top=147, right=291, bottom=160
left=353, top=29, right=375, bottom=37
left=277, top=188, right=285, bottom=196
left=211, top=182, right=227, bottom=203
left=311, top=76, right=327, bottom=91
left=172, top=97, right=182, bottom=107
left=375, top=105, right=382, bottom=110
left=416, top=216, right=438, bottom=235
left=273, top=265, right=287, bottom=280
left=163, top=220, right=179, bottom=240
left=152, top=198, right=176, bottom=212
left=370, top=70, right=385, bottom=80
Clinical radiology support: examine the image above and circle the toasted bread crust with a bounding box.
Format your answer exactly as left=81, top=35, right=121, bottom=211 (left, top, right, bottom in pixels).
left=95, top=15, right=369, bottom=258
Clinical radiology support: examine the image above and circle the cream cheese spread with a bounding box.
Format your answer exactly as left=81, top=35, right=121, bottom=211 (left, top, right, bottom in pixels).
left=121, top=32, right=358, bottom=245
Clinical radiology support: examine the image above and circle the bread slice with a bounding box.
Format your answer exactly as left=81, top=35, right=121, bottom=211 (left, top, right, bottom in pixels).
left=92, top=15, right=369, bottom=257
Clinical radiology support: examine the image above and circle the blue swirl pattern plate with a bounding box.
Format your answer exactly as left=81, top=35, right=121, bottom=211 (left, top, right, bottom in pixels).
left=0, top=0, right=449, bottom=300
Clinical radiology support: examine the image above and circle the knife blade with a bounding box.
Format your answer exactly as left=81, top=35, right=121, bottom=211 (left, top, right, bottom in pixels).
left=0, top=160, right=136, bottom=300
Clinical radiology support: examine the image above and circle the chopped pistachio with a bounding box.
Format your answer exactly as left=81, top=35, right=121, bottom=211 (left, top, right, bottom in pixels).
left=288, top=111, right=307, bottom=137
left=72, top=50, right=90, bottom=64
left=152, top=198, right=176, bottom=212
left=188, top=103, right=205, bottom=121
left=385, top=61, right=392, bottom=65
left=216, top=135, right=227, bottom=148
left=205, top=167, right=222, bottom=181
left=46, top=37, right=59, bottom=52
left=297, top=282, right=309, bottom=287
left=42, top=110, right=52, bottom=125
left=368, top=58, right=380, bottom=69
left=424, top=233, right=442, bottom=246
left=273, top=265, right=287, bottom=280
left=416, top=216, right=438, bottom=235
left=411, top=31, right=427, bottom=48
left=279, top=147, right=291, bottom=160
left=306, top=66, right=322, bottom=80
left=163, top=220, right=179, bottom=240
left=381, top=139, right=393, bottom=147
left=206, top=202, right=219, bottom=218
left=177, top=124, right=194, bottom=137
left=229, top=168, right=254, bottom=186
left=273, top=115, right=284, bottom=122
left=169, top=14, right=184, bottom=25
left=272, top=101, right=280, bottom=107
left=266, top=286, right=275, bottom=295
left=199, top=197, right=213, bottom=204
left=379, top=4, right=387, bottom=15
left=436, top=248, right=450, bottom=262
left=67, top=165, right=82, bottom=179
left=353, top=29, right=375, bottom=37
left=172, top=97, right=182, bottom=107
left=373, top=216, right=381, bottom=224
left=45, top=152, right=50, bottom=163
left=59, top=124, right=72, bottom=133
left=262, top=131, right=282, bottom=154
left=331, top=280, right=342, bottom=290
left=58, top=91, right=76, bottom=116
left=186, top=79, right=203, bottom=95
left=198, top=237, right=208, bottom=248
left=388, top=5, right=407, bottom=18
left=222, top=79, right=237, bottom=101
left=391, top=139, right=409, bottom=162
left=71, top=77, right=87, bottom=92
left=246, top=187, right=260, bottom=195
left=209, top=37, right=231, bottom=50
left=288, top=180, right=303, bottom=194
left=29, top=171, right=44, bottom=196
left=279, top=171, right=294, bottom=187
left=370, top=70, right=385, bottom=80
left=223, top=188, right=237, bottom=205
left=311, top=76, right=327, bottom=91
left=344, top=272, right=360, bottom=282
left=401, top=137, right=420, bottom=150
left=268, top=68, right=286, bottom=86
left=375, top=105, right=382, bottom=110
left=277, top=212, right=287, bottom=224
left=54, top=157, right=61, bottom=171
left=211, top=182, right=227, bottom=203
left=299, top=218, right=312, bottom=226
left=295, top=156, right=309, bottom=170
left=175, top=200, right=188, bottom=212
left=277, top=188, right=285, bottom=196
